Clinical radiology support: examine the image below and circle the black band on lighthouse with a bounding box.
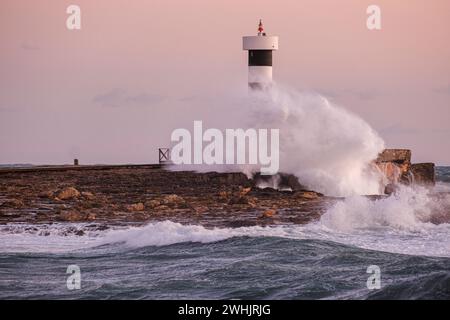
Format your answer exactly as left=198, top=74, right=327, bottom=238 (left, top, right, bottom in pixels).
left=248, top=50, right=272, bottom=66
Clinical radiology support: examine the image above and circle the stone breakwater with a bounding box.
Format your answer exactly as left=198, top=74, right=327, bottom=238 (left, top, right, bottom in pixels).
left=0, top=148, right=439, bottom=231
left=0, top=166, right=334, bottom=229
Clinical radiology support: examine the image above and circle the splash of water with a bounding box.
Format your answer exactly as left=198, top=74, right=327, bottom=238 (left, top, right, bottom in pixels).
left=244, top=85, right=386, bottom=196
left=319, top=186, right=439, bottom=232
left=169, top=84, right=386, bottom=196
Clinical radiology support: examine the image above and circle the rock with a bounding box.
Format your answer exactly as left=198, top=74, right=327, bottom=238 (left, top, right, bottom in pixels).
left=300, top=191, right=321, bottom=199
left=192, top=205, right=209, bottom=214
left=57, top=187, right=80, bottom=200
left=0, top=199, right=25, bottom=208
left=239, top=187, right=252, bottom=196
left=218, top=191, right=231, bottom=202
left=86, top=213, right=96, bottom=221
left=247, top=197, right=257, bottom=208
left=411, top=163, right=435, bottom=186
left=228, top=195, right=250, bottom=205
left=38, top=191, right=54, bottom=199
left=81, top=192, right=95, bottom=200
left=260, top=209, right=276, bottom=218
left=375, top=149, right=413, bottom=185
left=376, top=149, right=411, bottom=164
left=59, top=211, right=84, bottom=222
left=253, top=173, right=307, bottom=191
left=384, top=183, right=399, bottom=195
left=161, top=194, right=186, bottom=208
left=126, top=202, right=145, bottom=212
left=145, top=199, right=161, bottom=209
left=377, top=162, right=407, bottom=185
left=279, top=173, right=307, bottom=191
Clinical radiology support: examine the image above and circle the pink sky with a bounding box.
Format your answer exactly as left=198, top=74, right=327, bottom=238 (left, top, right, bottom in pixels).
left=1, top=0, right=449, bottom=165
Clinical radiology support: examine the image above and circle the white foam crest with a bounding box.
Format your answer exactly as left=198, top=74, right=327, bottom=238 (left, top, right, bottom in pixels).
left=0, top=223, right=103, bottom=253
left=320, top=186, right=449, bottom=232
left=99, top=221, right=237, bottom=247
left=0, top=219, right=449, bottom=257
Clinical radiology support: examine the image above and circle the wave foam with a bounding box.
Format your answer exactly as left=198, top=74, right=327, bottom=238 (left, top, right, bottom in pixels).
left=1, top=186, right=449, bottom=257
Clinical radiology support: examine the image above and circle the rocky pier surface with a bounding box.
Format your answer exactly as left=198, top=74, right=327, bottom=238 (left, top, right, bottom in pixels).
left=0, top=149, right=444, bottom=231
left=0, top=166, right=333, bottom=229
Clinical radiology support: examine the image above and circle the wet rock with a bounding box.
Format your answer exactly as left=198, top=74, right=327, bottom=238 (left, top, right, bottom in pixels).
left=95, top=224, right=109, bottom=231
left=145, top=199, right=161, bottom=209
left=411, top=163, right=435, bottom=186
left=59, top=211, right=84, bottom=222
left=57, top=187, right=80, bottom=200
left=259, top=209, right=277, bottom=218
left=278, top=173, right=307, bottom=191
left=126, top=203, right=145, bottom=212
left=384, top=183, right=399, bottom=195
left=251, top=187, right=279, bottom=195
left=253, top=173, right=307, bottom=191
left=75, top=230, right=85, bottom=236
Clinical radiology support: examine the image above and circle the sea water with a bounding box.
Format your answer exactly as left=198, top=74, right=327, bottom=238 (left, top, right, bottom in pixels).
left=0, top=168, right=449, bottom=300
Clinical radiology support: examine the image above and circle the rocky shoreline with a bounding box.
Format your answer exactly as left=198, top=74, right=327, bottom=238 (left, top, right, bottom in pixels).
left=1, top=148, right=446, bottom=232
left=0, top=166, right=337, bottom=229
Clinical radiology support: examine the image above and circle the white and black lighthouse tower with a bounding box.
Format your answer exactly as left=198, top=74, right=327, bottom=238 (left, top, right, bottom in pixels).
left=243, top=20, right=279, bottom=90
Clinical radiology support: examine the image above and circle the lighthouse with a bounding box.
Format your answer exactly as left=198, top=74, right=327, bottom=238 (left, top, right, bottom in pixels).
left=243, top=20, right=279, bottom=90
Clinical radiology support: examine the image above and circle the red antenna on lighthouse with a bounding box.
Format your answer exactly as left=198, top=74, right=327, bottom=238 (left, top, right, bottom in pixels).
left=258, top=19, right=264, bottom=35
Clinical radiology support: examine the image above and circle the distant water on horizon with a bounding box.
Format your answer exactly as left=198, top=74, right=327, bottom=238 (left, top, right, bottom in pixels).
left=0, top=167, right=449, bottom=299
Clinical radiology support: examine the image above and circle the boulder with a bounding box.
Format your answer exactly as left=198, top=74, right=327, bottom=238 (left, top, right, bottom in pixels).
left=126, top=202, right=145, bottom=212
left=86, top=213, right=96, bottom=221
left=161, top=194, right=186, bottom=208
left=259, top=209, right=277, bottom=218
left=375, top=149, right=413, bottom=186
left=239, top=187, right=252, bottom=196
left=59, top=211, right=84, bottom=221
left=145, top=199, right=161, bottom=209
left=57, top=187, right=80, bottom=200
left=38, top=191, right=54, bottom=199
left=411, top=163, right=435, bottom=186
left=376, top=149, right=411, bottom=164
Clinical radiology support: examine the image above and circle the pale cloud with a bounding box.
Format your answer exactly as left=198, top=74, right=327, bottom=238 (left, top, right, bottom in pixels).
left=93, top=88, right=164, bottom=108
